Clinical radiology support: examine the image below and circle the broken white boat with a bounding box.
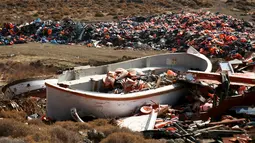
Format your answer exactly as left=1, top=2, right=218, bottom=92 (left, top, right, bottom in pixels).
left=2, top=78, right=57, bottom=99
left=45, top=47, right=212, bottom=120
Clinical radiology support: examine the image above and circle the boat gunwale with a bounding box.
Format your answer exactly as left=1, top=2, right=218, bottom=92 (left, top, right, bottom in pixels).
left=75, top=52, right=212, bottom=73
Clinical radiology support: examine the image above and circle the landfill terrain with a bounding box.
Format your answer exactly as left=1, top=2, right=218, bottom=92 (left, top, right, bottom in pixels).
left=0, top=0, right=255, bottom=143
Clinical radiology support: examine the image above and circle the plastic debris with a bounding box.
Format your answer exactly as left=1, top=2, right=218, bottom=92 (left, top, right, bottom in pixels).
left=230, top=106, right=255, bottom=116
left=117, top=109, right=157, bottom=132
left=27, top=113, right=40, bottom=120
left=0, top=11, right=254, bottom=60
left=102, top=68, right=177, bottom=94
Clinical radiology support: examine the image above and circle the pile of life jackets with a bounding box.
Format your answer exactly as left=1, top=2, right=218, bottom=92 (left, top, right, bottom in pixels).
left=103, top=68, right=177, bottom=94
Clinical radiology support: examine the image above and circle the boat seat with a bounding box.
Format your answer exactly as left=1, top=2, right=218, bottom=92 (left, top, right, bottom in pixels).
left=90, top=75, right=104, bottom=81
left=139, top=66, right=189, bottom=73
left=58, top=74, right=105, bottom=87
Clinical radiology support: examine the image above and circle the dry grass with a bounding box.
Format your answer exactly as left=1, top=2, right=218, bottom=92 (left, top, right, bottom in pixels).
left=0, top=119, right=31, bottom=138
left=54, top=121, right=92, bottom=131
left=0, top=118, right=85, bottom=143
left=0, top=110, right=27, bottom=122
left=145, top=139, right=166, bottom=143
left=24, top=129, right=51, bottom=143
left=0, top=61, right=57, bottom=82
left=50, top=126, right=82, bottom=143
left=0, top=137, right=25, bottom=143
left=95, top=124, right=132, bottom=136
left=85, top=118, right=145, bottom=142
left=89, top=118, right=110, bottom=127
left=0, top=43, right=161, bottom=81
left=88, top=118, right=131, bottom=133
left=95, top=12, right=105, bottom=17
left=0, top=0, right=221, bottom=24
left=101, top=132, right=164, bottom=143
left=27, top=119, right=45, bottom=126
left=0, top=106, right=167, bottom=143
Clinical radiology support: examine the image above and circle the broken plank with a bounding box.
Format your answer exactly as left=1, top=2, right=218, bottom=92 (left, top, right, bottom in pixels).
left=186, top=70, right=255, bottom=86
left=208, top=118, right=246, bottom=126
left=199, top=91, right=255, bottom=120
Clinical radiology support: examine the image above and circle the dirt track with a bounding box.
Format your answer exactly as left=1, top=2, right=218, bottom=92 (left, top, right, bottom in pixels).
left=0, top=43, right=162, bottom=66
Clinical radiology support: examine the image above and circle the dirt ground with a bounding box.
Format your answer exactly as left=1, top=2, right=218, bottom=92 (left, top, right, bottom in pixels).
left=0, top=43, right=162, bottom=82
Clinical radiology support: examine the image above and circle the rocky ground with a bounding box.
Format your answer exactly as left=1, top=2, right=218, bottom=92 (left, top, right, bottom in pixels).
left=0, top=0, right=254, bottom=143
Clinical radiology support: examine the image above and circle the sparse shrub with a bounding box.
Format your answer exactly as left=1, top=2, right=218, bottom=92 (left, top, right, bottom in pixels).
left=26, top=6, right=36, bottom=12
left=145, top=139, right=166, bottom=143
left=55, top=121, right=92, bottom=131
left=24, top=135, right=37, bottom=143
left=76, top=9, right=83, bottom=13
left=0, top=137, right=26, bottom=143
left=27, top=119, right=45, bottom=126
left=28, top=130, right=51, bottom=143
left=118, top=12, right=124, bottom=15
left=95, top=12, right=104, bottom=17
left=108, top=12, right=117, bottom=16
left=52, top=14, right=63, bottom=20
left=0, top=119, right=30, bottom=138
left=95, top=125, right=133, bottom=137
left=62, top=7, right=70, bottom=15
left=4, top=17, right=11, bottom=21
left=113, top=16, right=118, bottom=19
left=33, top=13, right=39, bottom=17
left=0, top=110, right=27, bottom=122
left=50, top=126, right=82, bottom=143
left=1, top=61, right=57, bottom=82
left=101, top=132, right=146, bottom=143
left=89, top=118, right=109, bottom=127
left=37, top=11, right=45, bottom=15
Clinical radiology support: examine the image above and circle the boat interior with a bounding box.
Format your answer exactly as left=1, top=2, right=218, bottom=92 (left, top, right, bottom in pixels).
left=56, top=51, right=210, bottom=93
left=57, top=66, right=188, bottom=93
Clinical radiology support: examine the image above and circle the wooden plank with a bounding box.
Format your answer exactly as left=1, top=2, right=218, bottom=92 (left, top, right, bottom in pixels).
left=186, top=70, right=255, bottom=86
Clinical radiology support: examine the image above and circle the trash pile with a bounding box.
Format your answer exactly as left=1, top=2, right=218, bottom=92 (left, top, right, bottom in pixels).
left=0, top=97, right=46, bottom=116
left=116, top=88, right=255, bottom=142
left=117, top=101, right=254, bottom=142
left=102, top=68, right=177, bottom=94
left=1, top=11, right=254, bottom=59
left=0, top=51, right=254, bottom=142
left=115, top=54, right=255, bottom=142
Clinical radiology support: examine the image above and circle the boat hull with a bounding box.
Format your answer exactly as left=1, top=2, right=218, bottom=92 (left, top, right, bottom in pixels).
left=2, top=78, right=57, bottom=99
left=46, top=82, right=185, bottom=120
left=46, top=47, right=212, bottom=120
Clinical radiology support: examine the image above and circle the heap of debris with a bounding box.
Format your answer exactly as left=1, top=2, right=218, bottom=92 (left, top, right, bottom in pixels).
left=0, top=11, right=254, bottom=59
left=115, top=53, right=255, bottom=142
left=102, top=68, right=177, bottom=94
left=0, top=52, right=254, bottom=142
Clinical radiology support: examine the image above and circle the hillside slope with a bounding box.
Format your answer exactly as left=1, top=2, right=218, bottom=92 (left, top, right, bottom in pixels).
left=0, top=0, right=254, bottom=24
